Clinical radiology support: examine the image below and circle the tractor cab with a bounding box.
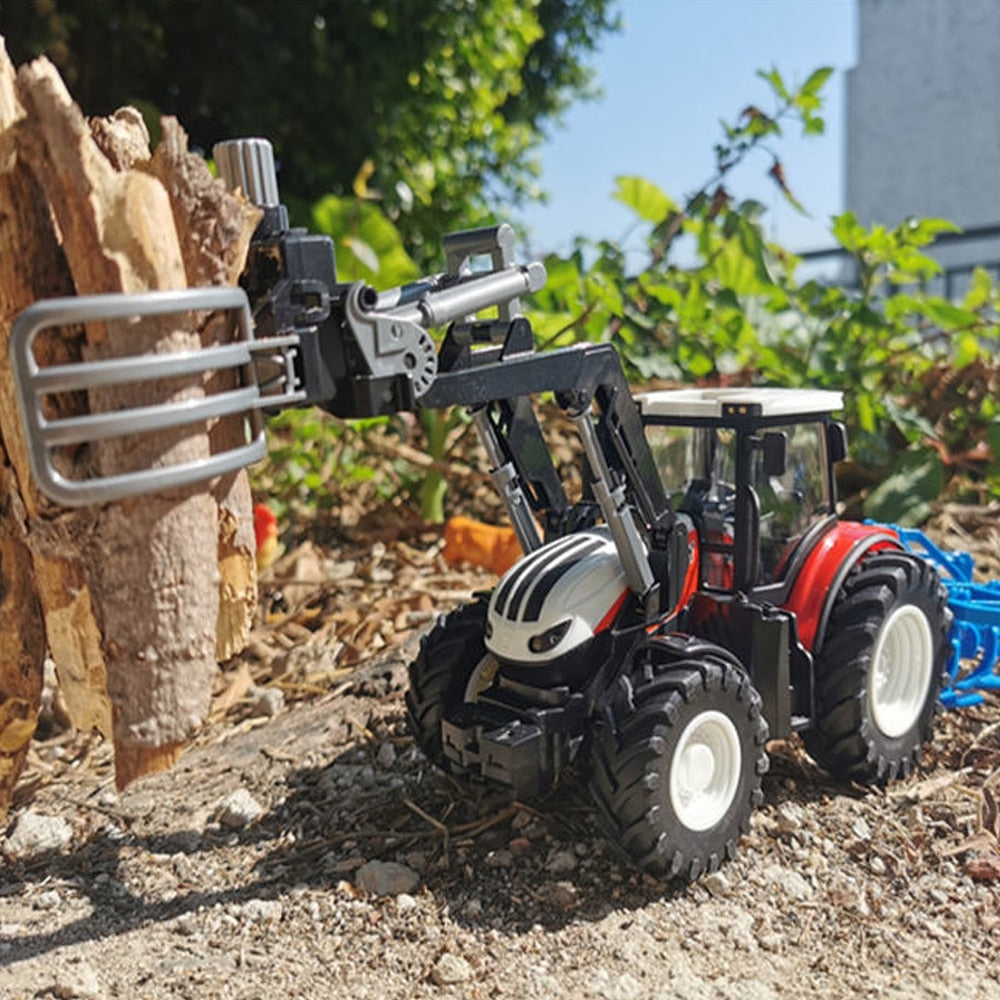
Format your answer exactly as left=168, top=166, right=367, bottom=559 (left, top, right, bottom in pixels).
left=637, top=387, right=847, bottom=601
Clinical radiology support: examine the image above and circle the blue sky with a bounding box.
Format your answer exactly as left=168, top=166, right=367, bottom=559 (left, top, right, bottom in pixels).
left=519, top=0, right=857, bottom=259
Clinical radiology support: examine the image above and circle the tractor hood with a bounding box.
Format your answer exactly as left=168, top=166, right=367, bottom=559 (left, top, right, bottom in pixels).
left=486, top=529, right=628, bottom=665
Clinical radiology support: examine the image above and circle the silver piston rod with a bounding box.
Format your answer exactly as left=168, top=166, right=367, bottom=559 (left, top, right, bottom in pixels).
left=471, top=406, right=542, bottom=556
left=571, top=408, right=656, bottom=604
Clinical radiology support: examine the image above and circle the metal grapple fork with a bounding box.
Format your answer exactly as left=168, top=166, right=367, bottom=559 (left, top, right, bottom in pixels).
left=9, top=285, right=305, bottom=505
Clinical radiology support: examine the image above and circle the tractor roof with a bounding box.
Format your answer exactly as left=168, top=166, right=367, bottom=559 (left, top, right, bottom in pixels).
left=636, top=387, right=844, bottom=421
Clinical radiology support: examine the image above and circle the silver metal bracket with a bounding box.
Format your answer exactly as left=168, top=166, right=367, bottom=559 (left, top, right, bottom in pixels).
left=343, top=283, right=439, bottom=399
left=9, top=286, right=304, bottom=506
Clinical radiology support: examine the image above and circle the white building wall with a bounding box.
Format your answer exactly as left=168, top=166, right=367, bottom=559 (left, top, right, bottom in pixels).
left=846, top=0, right=1000, bottom=280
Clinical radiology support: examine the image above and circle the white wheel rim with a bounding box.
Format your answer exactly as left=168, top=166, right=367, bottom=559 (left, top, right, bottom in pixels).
left=668, top=710, right=742, bottom=832
left=869, top=604, right=934, bottom=738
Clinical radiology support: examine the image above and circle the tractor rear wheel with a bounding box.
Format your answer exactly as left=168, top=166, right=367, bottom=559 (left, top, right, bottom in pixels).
left=405, top=601, right=496, bottom=772
left=588, top=634, right=768, bottom=882
left=802, top=551, right=950, bottom=784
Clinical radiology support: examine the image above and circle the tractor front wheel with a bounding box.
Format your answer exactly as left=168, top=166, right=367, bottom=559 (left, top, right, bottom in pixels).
left=588, top=634, right=768, bottom=882
left=405, top=601, right=496, bottom=772
left=803, top=551, right=950, bottom=784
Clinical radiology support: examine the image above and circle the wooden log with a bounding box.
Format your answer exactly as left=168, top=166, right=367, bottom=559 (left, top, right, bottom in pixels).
left=0, top=37, right=108, bottom=820
left=141, top=117, right=260, bottom=662
left=0, top=39, right=259, bottom=801
left=0, top=457, right=45, bottom=816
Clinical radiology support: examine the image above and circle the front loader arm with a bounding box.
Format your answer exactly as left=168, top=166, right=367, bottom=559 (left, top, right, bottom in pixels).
left=425, top=326, right=675, bottom=606
left=10, top=136, right=676, bottom=612
left=8, top=139, right=543, bottom=506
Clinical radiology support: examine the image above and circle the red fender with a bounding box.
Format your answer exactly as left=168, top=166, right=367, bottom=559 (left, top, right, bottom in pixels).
left=645, top=523, right=701, bottom=634
left=784, top=521, right=901, bottom=652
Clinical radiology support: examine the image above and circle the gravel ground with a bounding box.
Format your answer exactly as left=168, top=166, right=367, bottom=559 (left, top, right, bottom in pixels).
left=3, top=633, right=1000, bottom=1000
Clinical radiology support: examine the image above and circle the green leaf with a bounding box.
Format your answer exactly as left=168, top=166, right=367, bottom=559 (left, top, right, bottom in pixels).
left=613, top=176, right=676, bottom=224
left=800, top=66, right=834, bottom=98
left=954, top=331, right=984, bottom=368
left=963, top=267, right=993, bottom=311
left=917, top=298, right=980, bottom=331
left=831, top=212, right=865, bottom=252
left=757, top=67, right=790, bottom=102
left=900, top=217, right=961, bottom=246
left=311, top=194, right=420, bottom=286
left=863, top=449, right=945, bottom=526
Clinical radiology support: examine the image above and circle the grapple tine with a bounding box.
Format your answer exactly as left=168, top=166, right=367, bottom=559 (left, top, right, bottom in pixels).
left=8, top=286, right=297, bottom=506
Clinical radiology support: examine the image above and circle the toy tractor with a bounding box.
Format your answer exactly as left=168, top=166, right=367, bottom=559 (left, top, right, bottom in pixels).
left=7, top=138, right=956, bottom=882
left=406, top=379, right=952, bottom=881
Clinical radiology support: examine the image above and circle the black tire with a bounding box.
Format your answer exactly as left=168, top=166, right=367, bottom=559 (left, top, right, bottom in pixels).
left=405, top=601, right=494, bottom=772
left=588, top=633, right=769, bottom=882
left=802, top=550, right=950, bottom=785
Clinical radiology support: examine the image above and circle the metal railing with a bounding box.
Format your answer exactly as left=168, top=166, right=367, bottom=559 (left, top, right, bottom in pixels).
left=796, top=222, right=1000, bottom=299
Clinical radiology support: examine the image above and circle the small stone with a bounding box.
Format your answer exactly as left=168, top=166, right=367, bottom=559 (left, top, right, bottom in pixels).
left=173, top=913, right=200, bottom=937
left=238, top=899, right=283, bottom=923
left=758, top=931, right=785, bottom=952
left=485, top=849, right=513, bottom=868
left=511, top=810, right=532, bottom=831
left=726, top=908, right=757, bottom=951
left=376, top=741, right=397, bottom=769
left=431, top=953, right=472, bottom=985
left=53, top=959, right=104, bottom=1000
left=869, top=855, right=887, bottom=875
left=596, top=971, right=642, bottom=1000
left=355, top=860, right=420, bottom=896
left=395, top=893, right=418, bottom=913
left=402, top=851, right=428, bottom=872
left=762, top=864, right=813, bottom=901
left=775, top=801, right=804, bottom=834
left=851, top=816, right=872, bottom=840
left=215, top=789, right=264, bottom=829
left=463, top=898, right=483, bottom=919
left=545, top=849, right=577, bottom=874
left=249, top=686, right=285, bottom=718
left=702, top=871, right=731, bottom=898
left=34, top=889, right=61, bottom=910
left=4, top=811, right=73, bottom=859
left=538, top=881, right=577, bottom=910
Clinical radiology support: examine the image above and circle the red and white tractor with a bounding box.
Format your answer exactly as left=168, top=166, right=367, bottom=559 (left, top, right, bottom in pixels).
left=406, top=382, right=951, bottom=882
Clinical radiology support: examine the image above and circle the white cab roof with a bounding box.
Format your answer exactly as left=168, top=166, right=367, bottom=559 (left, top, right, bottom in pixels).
left=637, top=387, right=844, bottom=420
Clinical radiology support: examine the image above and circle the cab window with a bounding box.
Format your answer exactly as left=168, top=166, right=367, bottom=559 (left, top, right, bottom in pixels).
left=644, top=420, right=832, bottom=586
left=751, top=421, right=832, bottom=583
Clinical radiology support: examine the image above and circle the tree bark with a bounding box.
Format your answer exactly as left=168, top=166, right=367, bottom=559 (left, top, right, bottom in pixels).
left=0, top=39, right=260, bottom=808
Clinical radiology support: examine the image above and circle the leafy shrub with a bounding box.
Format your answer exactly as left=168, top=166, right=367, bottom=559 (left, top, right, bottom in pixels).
left=253, top=68, right=1000, bottom=528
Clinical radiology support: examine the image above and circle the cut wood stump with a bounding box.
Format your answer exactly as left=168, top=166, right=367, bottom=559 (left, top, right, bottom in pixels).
left=0, top=37, right=261, bottom=812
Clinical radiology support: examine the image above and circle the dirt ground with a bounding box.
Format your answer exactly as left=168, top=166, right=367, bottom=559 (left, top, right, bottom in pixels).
left=2, top=513, right=1000, bottom=1000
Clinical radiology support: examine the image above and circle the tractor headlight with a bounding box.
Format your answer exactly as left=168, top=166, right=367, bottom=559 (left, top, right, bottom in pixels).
left=528, top=619, right=572, bottom=654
